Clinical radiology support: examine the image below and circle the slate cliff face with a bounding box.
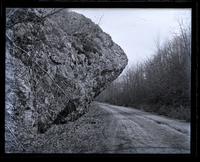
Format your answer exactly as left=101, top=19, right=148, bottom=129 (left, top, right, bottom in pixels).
left=5, top=8, right=128, bottom=151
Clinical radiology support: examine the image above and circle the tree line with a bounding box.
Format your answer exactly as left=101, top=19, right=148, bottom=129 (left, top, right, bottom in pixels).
left=96, top=24, right=191, bottom=121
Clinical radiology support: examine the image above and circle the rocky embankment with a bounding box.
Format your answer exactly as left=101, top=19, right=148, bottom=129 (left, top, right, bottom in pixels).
left=5, top=8, right=128, bottom=152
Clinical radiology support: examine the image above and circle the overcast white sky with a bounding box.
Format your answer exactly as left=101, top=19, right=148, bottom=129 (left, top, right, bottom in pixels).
left=70, top=8, right=191, bottom=74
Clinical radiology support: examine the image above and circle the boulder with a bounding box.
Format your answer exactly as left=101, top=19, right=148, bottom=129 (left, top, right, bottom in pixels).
left=5, top=8, right=128, bottom=151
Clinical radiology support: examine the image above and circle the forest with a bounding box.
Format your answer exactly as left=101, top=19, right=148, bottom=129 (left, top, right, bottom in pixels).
left=97, top=24, right=191, bottom=121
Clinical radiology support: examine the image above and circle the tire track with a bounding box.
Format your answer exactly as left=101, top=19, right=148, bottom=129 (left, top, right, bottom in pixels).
left=97, top=102, right=190, bottom=153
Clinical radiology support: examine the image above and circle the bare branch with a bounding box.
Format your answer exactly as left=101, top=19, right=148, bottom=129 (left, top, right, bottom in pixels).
left=40, top=8, right=65, bottom=20
left=5, top=124, right=26, bottom=151
left=6, top=34, right=70, bottom=100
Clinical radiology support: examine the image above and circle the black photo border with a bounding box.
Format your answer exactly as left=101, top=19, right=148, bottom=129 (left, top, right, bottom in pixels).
left=0, top=0, right=199, bottom=160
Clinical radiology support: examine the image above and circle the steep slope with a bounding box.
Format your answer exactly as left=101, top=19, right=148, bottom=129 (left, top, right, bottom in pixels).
left=5, top=8, right=128, bottom=152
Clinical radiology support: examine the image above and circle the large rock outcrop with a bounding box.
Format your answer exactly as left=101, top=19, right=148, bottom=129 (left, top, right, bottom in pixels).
left=5, top=8, right=128, bottom=152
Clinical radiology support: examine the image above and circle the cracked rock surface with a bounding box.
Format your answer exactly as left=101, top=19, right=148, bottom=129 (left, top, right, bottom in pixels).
left=5, top=8, right=128, bottom=152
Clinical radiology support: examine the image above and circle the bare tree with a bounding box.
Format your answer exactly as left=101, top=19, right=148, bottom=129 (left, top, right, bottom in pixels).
left=97, top=23, right=191, bottom=121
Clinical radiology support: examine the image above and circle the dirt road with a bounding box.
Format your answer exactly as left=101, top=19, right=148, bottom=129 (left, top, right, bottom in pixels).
left=22, top=102, right=190, bottom=153
left=97, top=102, right=190, bottom=153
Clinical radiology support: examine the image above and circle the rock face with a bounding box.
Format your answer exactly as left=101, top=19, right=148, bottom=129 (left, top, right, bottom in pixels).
left=5, top=8, right=128, bottom=152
